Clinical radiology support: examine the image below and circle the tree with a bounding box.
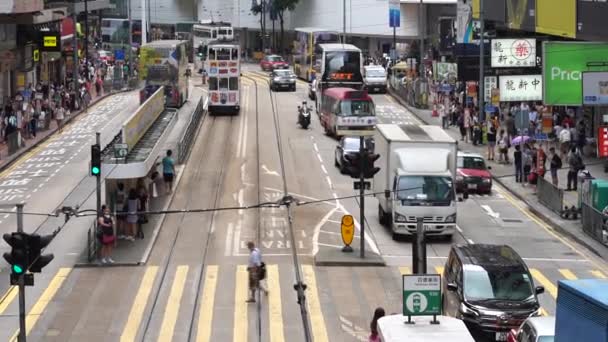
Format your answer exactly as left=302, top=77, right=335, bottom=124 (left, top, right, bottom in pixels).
left=273, top=0, right=299, bottom=54
left=251, top=2, right=266, bottom=51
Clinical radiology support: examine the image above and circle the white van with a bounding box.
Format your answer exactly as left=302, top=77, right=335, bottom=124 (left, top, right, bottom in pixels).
left=378, top=314, right=475, bottom=342
left=364, top=65, right=387, bottom=93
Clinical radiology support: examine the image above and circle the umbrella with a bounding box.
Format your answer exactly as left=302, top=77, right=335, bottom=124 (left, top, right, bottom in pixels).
left=511, top=135, right=530, bottom=145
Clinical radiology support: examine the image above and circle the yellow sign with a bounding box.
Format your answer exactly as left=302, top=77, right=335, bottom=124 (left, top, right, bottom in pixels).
left=536, top=0, right=576, bottom=38
left=341, top=215, right=355, bottom=246
left=122, top=86, right=165, bottom=151
left=33, top=49, right=39, bottom=62
left=43, top=36, right=57, bottom=48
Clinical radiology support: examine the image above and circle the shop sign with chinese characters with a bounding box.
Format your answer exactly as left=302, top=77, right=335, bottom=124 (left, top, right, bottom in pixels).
left=491, top=39, right=536, bottom=68
left=484, top=76, right=497, bottom=102
left=499, top=75, right=542, bottom=102
left=598, top=126, right=608, bottom=158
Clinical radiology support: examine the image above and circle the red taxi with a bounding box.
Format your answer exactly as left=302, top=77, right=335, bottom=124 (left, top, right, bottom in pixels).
left=455, top=151, right=492, bottom=194
left=260, top=55, right=289, bottom=71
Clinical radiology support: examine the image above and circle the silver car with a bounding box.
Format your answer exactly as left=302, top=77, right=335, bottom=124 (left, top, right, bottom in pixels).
left=269, top=69, right=296, bottom=92
left=508, top=316, right=555, bottom=342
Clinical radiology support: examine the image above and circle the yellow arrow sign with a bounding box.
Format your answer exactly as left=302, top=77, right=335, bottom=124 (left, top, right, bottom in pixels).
left=341, top=214, right=355, bottom=247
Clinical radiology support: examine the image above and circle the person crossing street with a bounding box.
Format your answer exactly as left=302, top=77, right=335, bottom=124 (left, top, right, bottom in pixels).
left=246, top=241, right=268, bottom=303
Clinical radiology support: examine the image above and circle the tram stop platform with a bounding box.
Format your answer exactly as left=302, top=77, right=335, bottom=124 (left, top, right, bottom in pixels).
left=76, top=83, right=207, bottom=267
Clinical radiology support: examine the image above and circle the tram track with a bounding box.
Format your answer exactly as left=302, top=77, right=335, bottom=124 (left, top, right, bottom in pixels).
left=138, top=114, right=236, bottom=341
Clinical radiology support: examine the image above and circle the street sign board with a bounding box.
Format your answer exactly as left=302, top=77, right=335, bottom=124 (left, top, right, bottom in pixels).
left=389, top=0, right=400, bottom=28
left=543, top=42, right=608, bottom=105
left=114, top=143, right=128, bottom=158
left=583, top=71, right=608, bottom=105
left=499, top=75, right=542, bottom=102
left=341, top=215, right=355, bottom=247
left=491, top=39, right=536, bottom=68
left=114, top=49, right=125, bottom=61
left=353, top=181, right=371, bottom=190
left=402, top=274, right=441, bottom=316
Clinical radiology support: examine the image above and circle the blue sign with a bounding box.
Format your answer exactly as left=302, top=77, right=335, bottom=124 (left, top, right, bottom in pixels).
left=114, top=49, right=125, bottom=61
left=389, top=0, right=400, bottom=28
left=535, top=133, right=549, bottom=141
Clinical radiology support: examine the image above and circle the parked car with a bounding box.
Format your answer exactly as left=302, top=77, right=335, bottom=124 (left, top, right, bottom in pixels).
left=98, top=50, right=114, bottom=64
left=269, top=69, right=296, bottom=91
left=442, top=244, right=544, bottom=342
left=456, top=151, right=492, bottom=194
left=260, top=55, right=289, bottom=71
left=335, top=136, right=373, bottom=174
left=507, top=316, right=555, bottom=342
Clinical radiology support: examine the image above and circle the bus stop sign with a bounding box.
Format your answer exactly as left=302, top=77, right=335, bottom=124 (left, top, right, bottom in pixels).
left=402, top=274, right=441, bottom=316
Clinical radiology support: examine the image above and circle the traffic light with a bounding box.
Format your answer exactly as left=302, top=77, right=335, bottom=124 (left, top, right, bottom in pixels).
left=28, top=234, right=54, bottom=273
left=91, top=144, right=101, bottom=176
left=345, top=151, right=381, bottom=179
left=362, top=152, right=381, bottom=179
left=3, top=233, right=29, bottom=275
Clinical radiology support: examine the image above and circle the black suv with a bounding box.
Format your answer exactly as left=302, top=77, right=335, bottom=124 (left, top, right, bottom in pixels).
left=442, top=244, right=544, bottom=342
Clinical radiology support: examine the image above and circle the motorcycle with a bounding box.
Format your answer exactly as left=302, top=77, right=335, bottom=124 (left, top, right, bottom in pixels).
left=298, top=101, right=312, bottom=129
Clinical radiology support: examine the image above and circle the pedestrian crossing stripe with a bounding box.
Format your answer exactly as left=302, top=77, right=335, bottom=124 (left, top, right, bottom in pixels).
left=7, top=265, right=608, bottom=340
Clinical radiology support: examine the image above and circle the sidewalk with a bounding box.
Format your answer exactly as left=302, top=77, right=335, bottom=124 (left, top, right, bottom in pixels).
left=0, top=85, right=133, bottom=174
left=388, top=88, right=608, bottom=261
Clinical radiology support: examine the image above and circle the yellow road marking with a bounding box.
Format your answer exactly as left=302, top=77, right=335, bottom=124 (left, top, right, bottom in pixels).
left=435, top=266, right=444, bottom=275
left=591, top=270, right=607, bottom=279
left=233, top=265, right=248, bottom=342
left=494, top=185, right=608, bottom=274
left=120, top=266, right=159, bottom=342
left=9, top=268, right=71, bottom=341
left=0, top=286, right=17, bottom=315
left=530, top=269, right=557, bottom=299
left=540, top=308, right=548, bottom=316
left=158, top=265, right=189, bottom=342
left=302, top=265, right=329, bottom=342
left=559, top=269, right=577, bottom=280
left=267, top=265, right=284, bottom=342
left=196, top=265, right=219, bottom=342
left=399, top=266, right=411, bottom=275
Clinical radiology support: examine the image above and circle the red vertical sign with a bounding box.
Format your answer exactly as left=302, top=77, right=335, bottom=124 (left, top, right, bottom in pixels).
left=598, top=126, right=608, bottom=158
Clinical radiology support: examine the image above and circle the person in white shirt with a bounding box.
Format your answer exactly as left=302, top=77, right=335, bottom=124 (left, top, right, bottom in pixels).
left=559, top=124, right=571, bottom=159
left=246, top=241, right=268, bottom=302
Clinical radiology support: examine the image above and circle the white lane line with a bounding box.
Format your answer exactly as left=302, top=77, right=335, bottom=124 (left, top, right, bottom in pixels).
left=320, top=165, right=328, bottom=174
left=225, top=222, right=234, bottom=256
left=3, top=214, right=9, bottom=219
left=320, top=230, right=360, bottom=238
left=456, top=225, right=463, bottom=233
left=316, top=154, right=323, bottom=163
left=317, top=242, right=345, bottom=248
left=240, top=95, right=249, bottom=158
left=312, top=207, right=340, bottom=256
left=467, top=238, right=475, bottom=244
left=326, top=219, right=342, bottom=224
left=481, top=204, right=500, bottom=219
left=325, top=176, right=332, bottom=188
left=332, top=192, right=338, bottom=199
left=313, top=143, right=319, bottom=153
left=233, top=219, right=242, bottom=256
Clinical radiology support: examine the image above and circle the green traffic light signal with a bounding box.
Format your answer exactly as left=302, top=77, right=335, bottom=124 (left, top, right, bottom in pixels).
left=91, top=166, right=100, bottom=175
left=12, top=264, right=23, bottom=274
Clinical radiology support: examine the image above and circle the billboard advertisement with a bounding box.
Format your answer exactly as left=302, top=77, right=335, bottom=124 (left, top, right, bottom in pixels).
left=123, top=86, right=164, bottom=151
left=583, top=72, right=608, bottom=106
left=536, top=0, right=576, bottom=38
left=499, top=75, right=542, bottom=102
left=543, top=42, right=608, bottom=106
left=491, top=38, right=536, bottom=68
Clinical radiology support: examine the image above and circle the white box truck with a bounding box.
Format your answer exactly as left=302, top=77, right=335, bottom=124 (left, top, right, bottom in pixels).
left=374, top=124, right=459, bottom=239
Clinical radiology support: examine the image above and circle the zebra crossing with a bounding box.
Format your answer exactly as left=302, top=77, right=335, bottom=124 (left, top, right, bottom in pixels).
left=3, top=263, right=607, bottom=341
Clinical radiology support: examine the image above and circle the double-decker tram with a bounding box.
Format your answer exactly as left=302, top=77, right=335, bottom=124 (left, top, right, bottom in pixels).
left=206, top=40, right=241, bottom=115
left=192, top=21, right=233, bottom=71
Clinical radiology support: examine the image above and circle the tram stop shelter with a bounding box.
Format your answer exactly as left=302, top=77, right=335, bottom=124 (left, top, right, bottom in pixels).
left=99, top=86, right=177, bottom=255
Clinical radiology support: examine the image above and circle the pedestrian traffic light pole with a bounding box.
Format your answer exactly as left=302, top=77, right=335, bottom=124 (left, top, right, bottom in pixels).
left=16, top=204, right=26, bottom=342
left=95, top=132, right=101, bottom=218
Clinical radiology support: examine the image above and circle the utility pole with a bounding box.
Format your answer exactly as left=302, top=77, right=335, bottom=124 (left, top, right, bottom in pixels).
left=343, top=0, right=347, bottom=44
left=16, top=204, right=26, bottom=342
left=72, top=1, right=79, bottom=102
left=478, top=0, right=485, bottom=121
left=84, top=0, right=89, bottom=80
left=359, top=137, right=365, bottom=258
left=141, top=0, right=147, bottom=44
left=127, top=0, right=133, bottom=78
left=261, top=0, right=266, bottom=53
left=419, top=0, right=425, bottom=101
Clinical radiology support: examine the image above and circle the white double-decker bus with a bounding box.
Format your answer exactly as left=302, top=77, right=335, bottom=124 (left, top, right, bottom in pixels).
left=206, top=40, right=241, bottom=115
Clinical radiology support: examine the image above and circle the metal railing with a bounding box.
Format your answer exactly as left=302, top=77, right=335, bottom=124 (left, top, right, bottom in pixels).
left=581, top=203, right=607, bottom=245
left=537, top=176, right=564, bottom=214
left=177, top=96, right=208, bottom=164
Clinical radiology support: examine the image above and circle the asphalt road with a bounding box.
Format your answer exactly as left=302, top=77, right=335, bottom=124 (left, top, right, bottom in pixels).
left=1, top=64, right=607, bottom=342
